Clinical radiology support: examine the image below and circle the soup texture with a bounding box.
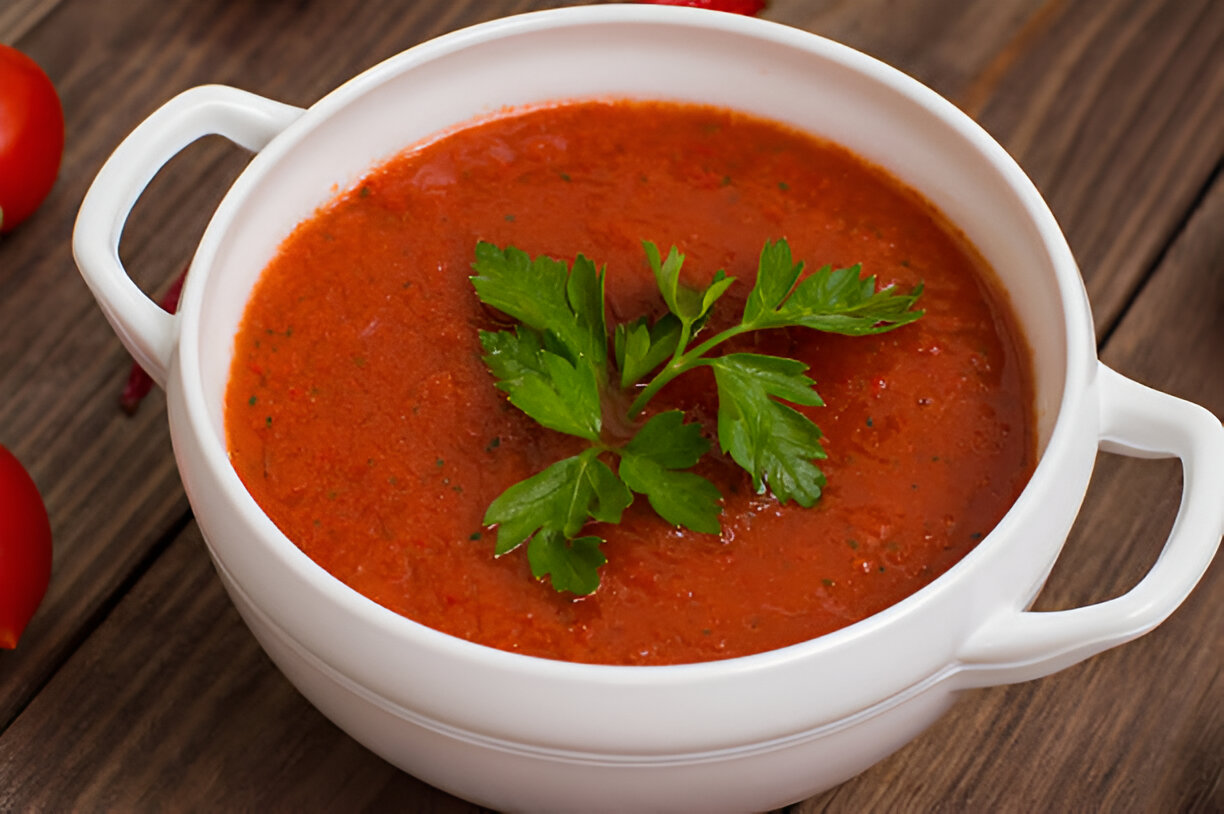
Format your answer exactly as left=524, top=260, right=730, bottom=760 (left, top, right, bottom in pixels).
left=225, top=100, right=1034, bottom=665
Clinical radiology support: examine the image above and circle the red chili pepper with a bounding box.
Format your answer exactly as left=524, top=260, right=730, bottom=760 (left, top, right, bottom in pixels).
left=636, top=0, right=767, bottom=15
left=119, top=267, right=187, bottom=414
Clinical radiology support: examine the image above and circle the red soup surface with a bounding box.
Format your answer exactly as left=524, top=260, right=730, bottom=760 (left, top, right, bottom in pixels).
left=226, top=100, right=1035, bottom=665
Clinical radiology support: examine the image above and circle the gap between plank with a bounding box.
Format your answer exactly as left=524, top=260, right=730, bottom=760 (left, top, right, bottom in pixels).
left=0, top=508, right=196, bottom=733
left=1096, top=157, right=1223, bottom=351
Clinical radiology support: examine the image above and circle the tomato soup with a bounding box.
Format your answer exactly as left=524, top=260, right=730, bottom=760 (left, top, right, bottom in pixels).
left=225, top=101, right=1034, bottom=665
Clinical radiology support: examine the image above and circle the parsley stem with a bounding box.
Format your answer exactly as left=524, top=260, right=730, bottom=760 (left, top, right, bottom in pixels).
left=626, top=322, right=752, bottom=418
left=669, top=320, right=695, bottom=371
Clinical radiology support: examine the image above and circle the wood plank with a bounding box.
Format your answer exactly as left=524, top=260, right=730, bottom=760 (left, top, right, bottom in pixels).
left=1, top=0, right=1218, bottom=810
left=0, top=3, right=1053, bottom=803
left=794, top=163, right=1224, bottom=814
left=966, top=0, right=1224, bottom=338
left=0, top=0, right=1054, bottom=728
left=5, top=157, right=1218, bottom=811
left=0, top=0, right=592, bottom=728
left=779, top=0, right=1224, bottom=339
left=769, top=0, right=1050, bottom=101
left=0, top=0, right=61, bottom=43
left=0, top=523, right=490, bottom=812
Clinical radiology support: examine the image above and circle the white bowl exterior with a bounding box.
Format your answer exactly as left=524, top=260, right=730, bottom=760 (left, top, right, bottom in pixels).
left=163, top=4, right=1100, bottom=804
left=217, top=554, right=961, bottom=814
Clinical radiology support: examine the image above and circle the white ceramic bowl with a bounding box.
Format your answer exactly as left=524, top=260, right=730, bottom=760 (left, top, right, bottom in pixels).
left=74, top=6, right=1224, bottom=812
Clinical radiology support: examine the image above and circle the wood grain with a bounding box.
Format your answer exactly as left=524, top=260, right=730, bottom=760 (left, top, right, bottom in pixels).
left=967, top=0, right=1224, bottom=339
left=0, top=0, right=1049, bottom=728
left=757, top=0, right=1224, bottom=341
left=795, top=164, right=1224, bottom=814
left=0, top=0, right=1219, bottom=811
left=0, top=0, right=61, bottom=44
left=0, top=523, right=488, bottom=812
left=768, top=0, right=1052, bottom=101
left=0, top=0, right=587, bottom=728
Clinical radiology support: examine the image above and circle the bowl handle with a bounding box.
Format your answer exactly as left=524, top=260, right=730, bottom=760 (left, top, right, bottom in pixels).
left=955, top=363, right=1223, bottom=686
left=72, top=85, right=304, bottom=387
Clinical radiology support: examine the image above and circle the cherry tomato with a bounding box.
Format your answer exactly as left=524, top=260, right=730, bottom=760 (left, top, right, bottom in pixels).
left=0, top=44, right=64, bottom=234
left=0, top=445, right=52, bottom=649
left=637, top=0, right=767, bottom=14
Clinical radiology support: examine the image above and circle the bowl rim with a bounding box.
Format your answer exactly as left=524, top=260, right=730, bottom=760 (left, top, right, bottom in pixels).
left=174, top=3, right=1095, bottom=681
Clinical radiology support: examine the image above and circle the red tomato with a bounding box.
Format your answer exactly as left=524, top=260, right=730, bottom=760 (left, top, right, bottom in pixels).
left=0, top=44, right=64, bottom=234
left=0, top=445, right=52, bottom=648
left=637, top=0, right=767, bottom=14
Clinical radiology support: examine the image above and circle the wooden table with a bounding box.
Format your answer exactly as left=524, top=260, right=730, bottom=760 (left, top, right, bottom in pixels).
left=1, top=1, right=1220, bottom=810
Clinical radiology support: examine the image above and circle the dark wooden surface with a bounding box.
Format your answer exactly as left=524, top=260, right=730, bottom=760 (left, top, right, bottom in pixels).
left=1, top=0, right=1220, bottom=810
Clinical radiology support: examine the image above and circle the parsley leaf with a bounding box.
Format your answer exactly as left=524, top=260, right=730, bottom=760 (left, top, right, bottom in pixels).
left=622, top=410, right=710, bottom=469
left=742, top=239, right=924, bottom=335
left=705, top=353, right=827, bottom=506
left=485, top=448, right=630, bottom=556
left=483, top=447, right=630, bottom=594
left=743, top=238, right=804, bottom=324
left=483, top=454, right=581, bottom=556
left=643, top=241, right=735, bottom=329
left=479, top=328, right=602, bottom=441
left=618, top=411, right=721, bottom=533
left=526, top=530, right=606, bottom=596
left=619, top=455, right=722, bottom=534
left=613, top=314, right=682, bottom=388
left=471, top=242, right=608, bottom=369
left=582, top=452, right=635, bottom=528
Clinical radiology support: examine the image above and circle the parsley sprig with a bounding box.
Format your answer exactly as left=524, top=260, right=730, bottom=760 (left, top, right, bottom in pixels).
left=471, top=239, right=923, bottom=594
